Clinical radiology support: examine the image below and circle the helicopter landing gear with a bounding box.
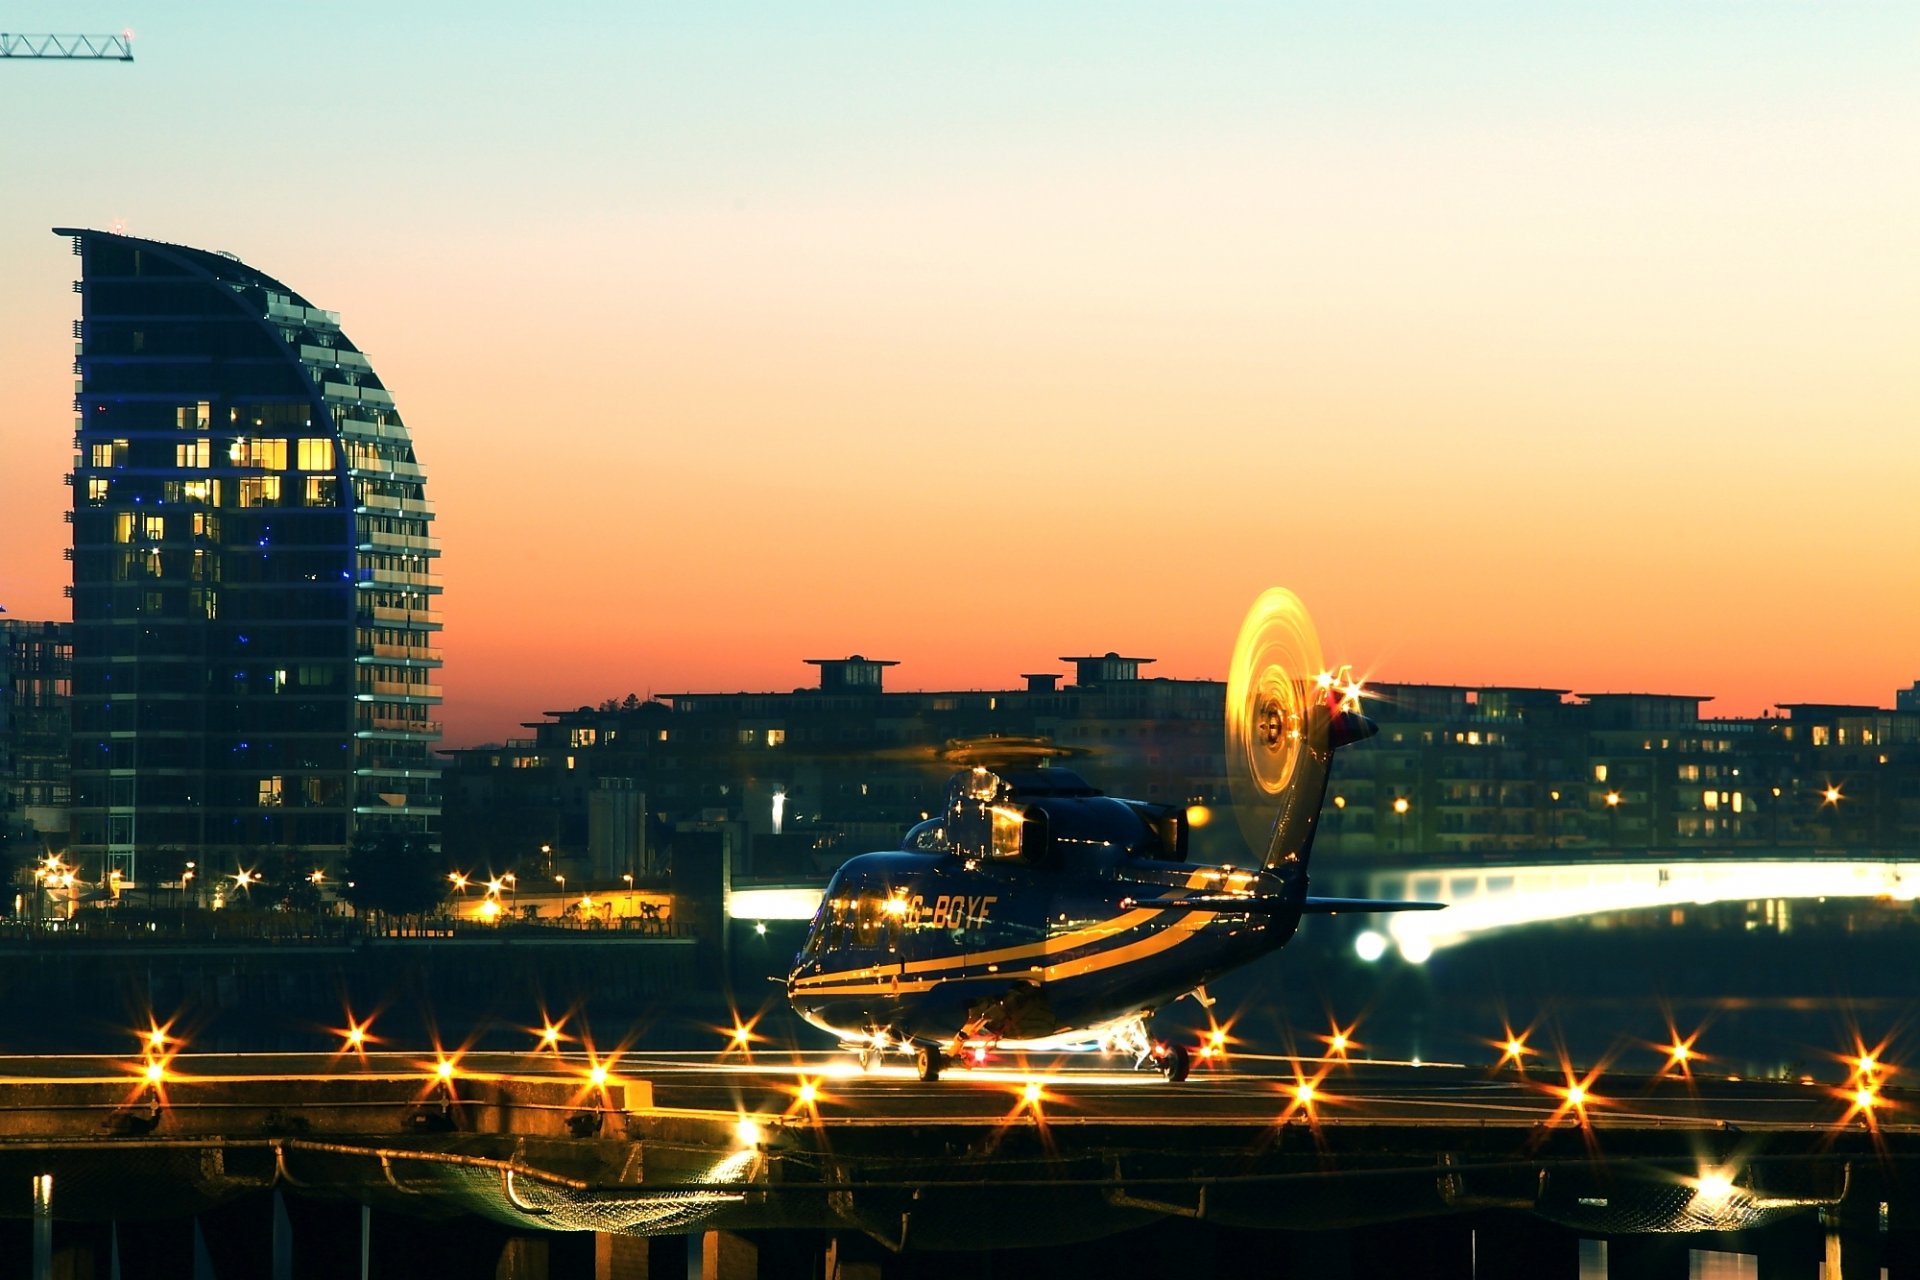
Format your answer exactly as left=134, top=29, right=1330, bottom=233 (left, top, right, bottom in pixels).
left=1100, top=1016, right=1192, bottom=1083
left=915, top=1044, right=946, bottom=1082
left=857, top=1043, right=878, bottom=1072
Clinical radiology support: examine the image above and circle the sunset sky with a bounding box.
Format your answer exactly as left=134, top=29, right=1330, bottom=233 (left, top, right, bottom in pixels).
left=3, top=3, right=1915, bottom=746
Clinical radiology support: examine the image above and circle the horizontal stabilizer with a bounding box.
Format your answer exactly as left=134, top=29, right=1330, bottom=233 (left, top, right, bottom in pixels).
left=1301, top=896, right=1446, bottom=914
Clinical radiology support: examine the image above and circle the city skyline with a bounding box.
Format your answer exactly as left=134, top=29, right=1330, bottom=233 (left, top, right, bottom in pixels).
left=4, top=3, right=1916, bottom=748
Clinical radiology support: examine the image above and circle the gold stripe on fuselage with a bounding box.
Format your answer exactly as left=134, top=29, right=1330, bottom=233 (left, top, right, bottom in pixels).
left=791, top=907, right=1222, bottom=999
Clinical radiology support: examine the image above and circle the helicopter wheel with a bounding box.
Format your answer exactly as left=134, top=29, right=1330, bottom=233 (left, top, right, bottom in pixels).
left=1154, top=1042, right=1191, bottom=1083
left=915, top=1044, right=945, bottom=1082
left=857, top=1044, right=877, bottom=1072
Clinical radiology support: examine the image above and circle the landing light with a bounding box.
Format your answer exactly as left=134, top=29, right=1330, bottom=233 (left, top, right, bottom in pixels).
left=753, top=922, right=767, bottom=936
left=1329, top=1033, right=1349, bottom=1054
left=539, top=1023, right=562, bottom=1049
left=145, top=1028, right=166, bottom=1051
left=1354, top=931, right=1387, bottom=963
left=735, top=1118, right=763, bottom=1147
left=797, top=1081, right=818, bottom=1105
left=1854, top=1086, right=1878, bottom=1110
left=1565, top=1084, right=1587, bottom=1107
left=1293, top=1082, right=1316, bottom=1105
left=1022, top=1081, right=1042, bottom=1105
left=589, top=1065, right=608, bottom=1086
left=1694, top=1170, right=1736, bottom=1204
left=144, top=1061, right=165, bottom=1084
left=345, top=1025, right=366, bottom=1048
left=435, top=1059, right=455, bottom=1081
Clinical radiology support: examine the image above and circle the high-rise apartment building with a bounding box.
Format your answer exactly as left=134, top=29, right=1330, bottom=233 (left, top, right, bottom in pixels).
left=60, top=228, right=441, bottom=883
left=0, top=619, right=73, bottom=861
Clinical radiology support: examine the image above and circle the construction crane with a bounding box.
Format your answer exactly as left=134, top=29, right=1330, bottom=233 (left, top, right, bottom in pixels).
left=0, top=32, right=134, bottom=60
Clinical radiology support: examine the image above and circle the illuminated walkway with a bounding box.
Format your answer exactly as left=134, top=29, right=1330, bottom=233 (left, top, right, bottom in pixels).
left=1328, top=857, right=1920, bottom=962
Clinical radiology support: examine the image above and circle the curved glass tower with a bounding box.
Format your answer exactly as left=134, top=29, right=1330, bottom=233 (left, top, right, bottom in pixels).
left=58, top=228, right=441, bottom=885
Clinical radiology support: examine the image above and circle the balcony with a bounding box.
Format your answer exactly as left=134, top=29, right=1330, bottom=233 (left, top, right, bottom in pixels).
left=357, top=606, right=443, bottom=627
left=358, top=529, right=441, bottom=555
left=362, top=643, right=444, bottom=664
left=357, top=716, right=443, bottom=736
left=359, top=680, right=444, bottom=700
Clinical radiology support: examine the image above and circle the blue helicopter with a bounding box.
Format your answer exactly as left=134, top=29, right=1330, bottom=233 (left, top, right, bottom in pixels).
left=785, top=590, right=1442, bottom=1081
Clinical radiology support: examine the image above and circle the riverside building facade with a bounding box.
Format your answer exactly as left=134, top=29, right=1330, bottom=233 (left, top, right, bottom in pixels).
left=441, top=664, right=1920, bottom=884
left=60, top=228, right=441, bottom=884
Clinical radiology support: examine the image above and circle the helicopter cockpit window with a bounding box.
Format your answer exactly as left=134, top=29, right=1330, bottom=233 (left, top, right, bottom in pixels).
left=853, top=893, right=882, bottom=948
left=821, top=897, right=853, bottom=952
left=987, top=803, right=1048, bottom=862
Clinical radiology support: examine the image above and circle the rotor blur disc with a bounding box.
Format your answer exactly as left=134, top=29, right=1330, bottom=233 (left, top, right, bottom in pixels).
left=1224, top=588, right=1327, bottom=859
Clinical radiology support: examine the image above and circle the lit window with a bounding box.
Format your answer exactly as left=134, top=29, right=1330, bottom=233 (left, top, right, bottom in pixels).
left=142, top=515, right=165, bottom=540
left=766, top=729, right=786, bottom=747
left=1593, top=764, right=1608, bottom=783
left=258, top=777, right=283, bottom=807
left=237, top=477, right=281, bottom=507
left=87, top=478, right=109, bottom=501
left=297, top=438, right=336, bottom=470
left=1702, top=790, right=1718, bottom=810
left=230, top=437, right=288, bottom=470
left=175, top=439, right=211, bottom=469
left=570, top=728, right=597, bottom=747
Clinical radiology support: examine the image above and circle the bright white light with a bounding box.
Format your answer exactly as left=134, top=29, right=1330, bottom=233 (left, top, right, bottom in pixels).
left=771, top=786, right=786, bottom=836
left=1694, top=1171, right=1735, bottom=1204
left=728, top=888, right=823, bottom=921
left=1377, top=856, right=1920, bottom=960
left=1398, top=933, right=1434, bottom=964
left=1354, top=931, right=1387, bottom=962
left=735, top=1118, right=764, bottom=1147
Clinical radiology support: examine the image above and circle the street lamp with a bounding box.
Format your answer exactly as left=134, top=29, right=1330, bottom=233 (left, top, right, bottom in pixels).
left=622, top=872, right=634, bottom=922
left=1392, top=796, right=1410, bottom=853
left=1604, top=790, right=1622, bottom=849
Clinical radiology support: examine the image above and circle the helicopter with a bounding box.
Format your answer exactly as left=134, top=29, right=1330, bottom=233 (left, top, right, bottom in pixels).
left=784, top=589, right=1443, bottom=1081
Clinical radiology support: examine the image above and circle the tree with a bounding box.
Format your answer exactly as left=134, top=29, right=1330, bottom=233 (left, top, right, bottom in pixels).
left=340, top=830, right=444, bottom=920
left=263, top=849, right=324, bottom=914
